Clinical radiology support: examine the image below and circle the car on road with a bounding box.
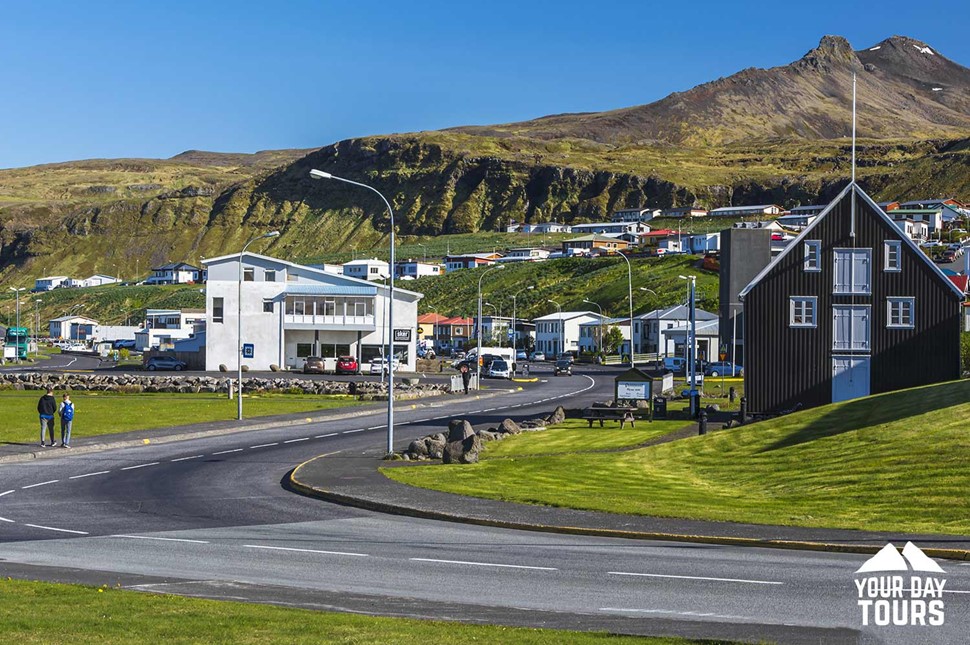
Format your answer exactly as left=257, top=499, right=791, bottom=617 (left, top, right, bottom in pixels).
left=303, top=356, right=326, bottom=374
left=486, top=358, right=511, bottom=379
left=515, top=350, right=528, bottom=361
left=369, top=356, right=401, bottom=375
left=145, top=355, right=187, bottom=371
left=941, top=250, right=958, bottom=263
left=529, top=351, right=546, bottom=361
left=704, top=361, right=743, bottom=377
left=335, top=355, right=360, bottom=375
left=554, top=356, right=572, bottom=376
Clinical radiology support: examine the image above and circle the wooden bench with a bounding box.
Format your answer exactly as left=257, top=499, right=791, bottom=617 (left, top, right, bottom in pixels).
left=582, top=406, right=637, bottom=429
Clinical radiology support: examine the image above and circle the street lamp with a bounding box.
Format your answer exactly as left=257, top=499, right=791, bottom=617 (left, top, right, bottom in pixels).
left=615, top=252, right=635, bottom=368
left=511, top=285, right=533, bottom=357
left=477, top=264, right=506, bottom=384
left=237, top=230, right=280, bottom=421
left=310, top=169, right=398, bottom=455
left=34, top=299, right=42, bottom=355
left=679, top=274, right=698, bottom=416
left=9, top=287, right=25, bottom=362
left=417, top=243, right=427, bottom=262
left=639, top=287, right=660, bottom=370
left=582, top=298, right=603, bottom=355
left=547, top=299, right=562, bottom=358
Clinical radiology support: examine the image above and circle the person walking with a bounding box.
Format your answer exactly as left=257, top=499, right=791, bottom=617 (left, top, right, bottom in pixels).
left=37, top=387, right=56, bottom=447
left=58, top=393, right=75, bottom=448
left=460, top=363, right=471, bottom=395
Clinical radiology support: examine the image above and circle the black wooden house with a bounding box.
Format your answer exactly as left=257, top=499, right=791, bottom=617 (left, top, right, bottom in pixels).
left=739, top=183, right=963, bottom=414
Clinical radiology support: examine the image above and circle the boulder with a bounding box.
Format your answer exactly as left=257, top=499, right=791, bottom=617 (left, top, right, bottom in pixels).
left=478, top=430, right=498, bottom=442
left=426, top=436, right=446, bottom=460
left=546, top=406, right=566, bottom=425
left=496, top=418, right=522, bottom=435
left=447, top=419, right=475, bottom=443
left=408, top=438, right=430, bottom=458
left=442, top=435, right=482, bottom=464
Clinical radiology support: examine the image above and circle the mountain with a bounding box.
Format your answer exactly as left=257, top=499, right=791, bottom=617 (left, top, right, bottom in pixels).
left=453, top=35, right=970, bottom=145
left=2, top=35, right=969, bottom=286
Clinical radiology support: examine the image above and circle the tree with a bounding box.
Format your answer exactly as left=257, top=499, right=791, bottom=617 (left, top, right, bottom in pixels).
left=603, top=325, right=624, bottom=355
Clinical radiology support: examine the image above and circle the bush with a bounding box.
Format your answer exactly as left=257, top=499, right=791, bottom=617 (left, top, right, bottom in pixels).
left=119, top=348, right=130, bottom=360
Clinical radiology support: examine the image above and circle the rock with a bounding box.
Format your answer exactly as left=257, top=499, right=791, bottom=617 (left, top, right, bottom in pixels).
left=442, top=434, right=482, bottom=464
left=497, top=418, right=522, bottom=435
left=447, top=419, right=475, bottom=443
left=219, top=364, right=228, bottom=372
left=426, top=437, right=446, bottom=460
left=270, top=364, right=280, bottom=372
left=408, top=438, right=430, bottom=458
left=706, top=404, right=720, bottom=412
left=478, top=430, right=498, bottom=442
left=546, top=406, right=566, bottom=425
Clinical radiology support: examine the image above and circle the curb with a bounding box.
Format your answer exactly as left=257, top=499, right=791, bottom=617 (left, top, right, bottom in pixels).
left=288, top=455, right=970, bottom=562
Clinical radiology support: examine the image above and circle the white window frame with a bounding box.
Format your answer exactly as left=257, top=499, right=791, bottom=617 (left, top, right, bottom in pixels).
left=887, top=297, right=915, bottom=329
left=884, top=240, right=901, bottom=272
left=804, top=240, right=821, bottom=272
left=833, top=248, right=872, bottom=295
left=832, top=305, right=871, bottom=351
left=789, top=296, right=818, bottom=328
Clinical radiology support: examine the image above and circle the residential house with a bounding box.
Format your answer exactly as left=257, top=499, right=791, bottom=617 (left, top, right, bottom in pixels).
left=898, top=198, right=964, bottom=210
left=685, top=233, right=720, bottom=254
left=664, top=318, right=720, bottom=363
left=135, top=309, right=206, bottom=351
left=611, top=208, right=661, bottom=223
left=444, top=253, right=501, bottom=272
left=49, top=315, right=99, bottom=341
left=661, top=206, right=708, bottom=218
left=776, top=213, right=819, bottom=231
left=638, top=230, right=682, bottom=254
left=202, top=252, right=422, bottom=372
left=517, top=222, right=572, bottom=234
left=561, top=235, right=630, bottom=254
left=570, top=222, right=649, bottom=236
left=788, top=204, right=828, bottom=218
left=533, top=311, right=604, bottom=356
left=417, top=313, right=448, bottom=347
left=577, top=317, right=631, bottom=355
left=436, top=316, right=475, bottom=352
left=34, top=276, right=69, bottom=291
left=145, top=262, right=202, bottom=285
left=888, top=209, right=943, bottom=235
left=83, top=274, right=120, bottom=287
left=739, top=183, right=963, bottom=414
left=709, top=204, right=784, bottom=218
left=889, top=216, right=930, bottom=242
left=633, top=305, right=718, bottom=357
left=474, top=315, right=513, bottom=345
left=733, top=220, right=784, bottom=232
left=877, top=201, right=901, bottom=212
left=342, top=258, right=390, bottom=281
left=496, top=248, right=551, bottom=263
left=394, top=260, right=442, bottom=280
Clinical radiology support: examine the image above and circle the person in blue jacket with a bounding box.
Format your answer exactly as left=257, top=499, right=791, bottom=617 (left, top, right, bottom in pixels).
left=37, top=388, right=56, bottom=447
left=58, top=393, right=75, bottom=448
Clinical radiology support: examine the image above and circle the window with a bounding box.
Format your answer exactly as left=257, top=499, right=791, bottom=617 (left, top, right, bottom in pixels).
left=833, top=305, right=871, bottom=351
left=369, top=267, right=378, bottom=274
left=296, top=343, right=313, bottom=358
left=833, top=249, right=871, bottom=294
left=804, top=241, right=821, bottom=272
left=789, top=297, right=817, bottom=327
left=243, top=268, right=254, bottom=282
left=262, top=299, right=274, bottom=313
left=213, top=297, right=224, bottom=323
left=286, top=272, right=297, bottom=282
left=264, top=270, right=276, bottom=282
left=884, top=241, right=901, bottom=272
left=887, top=297, right=915, bottom=329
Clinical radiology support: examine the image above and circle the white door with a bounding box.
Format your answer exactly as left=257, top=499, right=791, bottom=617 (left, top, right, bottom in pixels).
left=832, top=356, right=870, bottom=403
left=832, top=305, right=870, bottom=351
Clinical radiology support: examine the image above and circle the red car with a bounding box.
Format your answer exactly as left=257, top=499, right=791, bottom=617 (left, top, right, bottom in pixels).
left=335, top=355, right=360, bottom=375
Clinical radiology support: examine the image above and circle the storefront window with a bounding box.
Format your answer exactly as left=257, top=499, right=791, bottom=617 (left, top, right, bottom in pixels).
left=296, top=343, right=313, bottom=358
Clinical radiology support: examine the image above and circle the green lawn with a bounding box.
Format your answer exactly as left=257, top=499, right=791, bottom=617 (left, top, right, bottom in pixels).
left=483, top=418, right=688, bottom=458
left=0, top=579, right=723, bottom=645
left=0, top=390, right=364, bottom=443
left=386, top=379, right=970, bottom=534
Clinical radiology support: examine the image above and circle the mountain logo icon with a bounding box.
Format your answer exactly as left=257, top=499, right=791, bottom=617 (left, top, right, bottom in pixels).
left=855, top=542, right=946, bottom=574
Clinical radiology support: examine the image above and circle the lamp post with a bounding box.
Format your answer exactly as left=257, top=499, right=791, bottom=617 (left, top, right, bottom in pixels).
left=34, top=299, right=42, bottom=355
left=511, top=285, right=533, bottom=357
left=310, top=169, right=398, bottom=455
left=547, top=299, right=562, bottom=358
left=237, top=231, right=280, bottom=421
left=679, top=274, right=698, bottom=416
left=476, top=264, right=505, bottom=384
left=9, top=287, right=25, bottom=362
left=417, top=243, right=427, bottom=262
left=615, top=252, right=635, bottom=367
left=639, top=287, right=660, bottom=369
left=582, top=298, right=603, bottom=354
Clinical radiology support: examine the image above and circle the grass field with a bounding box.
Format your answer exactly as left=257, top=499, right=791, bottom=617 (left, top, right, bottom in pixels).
left=483, top=418, right=688, bottom=458
left=386, top=379, right=970, bottom=534
left=0, top=391, right=363, bottom=443
left=0, top=579, right=721, bottom=645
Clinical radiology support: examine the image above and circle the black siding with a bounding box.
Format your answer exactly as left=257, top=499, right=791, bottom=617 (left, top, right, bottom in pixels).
left=744, top=189, right=961, bottom=414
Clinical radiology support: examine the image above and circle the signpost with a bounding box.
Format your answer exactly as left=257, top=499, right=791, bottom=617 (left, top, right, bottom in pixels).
left=242, top=343, right=254, bottom=359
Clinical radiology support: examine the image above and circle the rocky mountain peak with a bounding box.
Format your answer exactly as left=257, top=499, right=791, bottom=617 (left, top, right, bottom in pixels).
left=794, top=35, right=858, bottom=72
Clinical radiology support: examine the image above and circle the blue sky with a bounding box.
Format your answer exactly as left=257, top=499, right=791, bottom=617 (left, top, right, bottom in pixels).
left=1, top=0, right=967, bottom=168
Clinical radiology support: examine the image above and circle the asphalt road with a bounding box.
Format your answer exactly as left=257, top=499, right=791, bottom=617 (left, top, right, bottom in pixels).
left=0, top=366, right=967, bottom=644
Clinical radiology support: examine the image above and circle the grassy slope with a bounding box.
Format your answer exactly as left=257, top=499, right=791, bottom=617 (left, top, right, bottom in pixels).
left=0, top=579, right=712, bottom=645
left=482, top=418, right=689, bottom=458
left=0, top=391, right=362, bottom=443
left=385, top=379, right=970, bottom=534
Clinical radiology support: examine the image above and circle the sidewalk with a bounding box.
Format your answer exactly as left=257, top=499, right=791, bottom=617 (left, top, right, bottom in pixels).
left=289, top=449, right=970, bottom=560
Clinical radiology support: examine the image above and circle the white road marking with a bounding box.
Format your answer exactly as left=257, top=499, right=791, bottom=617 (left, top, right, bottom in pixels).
left=410, top=418, right=431, bottom=424
left=600, top=607, right=752, bottom=620
left=283, top=438, right=310, bottom=443
left=366, top=426, right=383, bottom=430
left=0, top=490, right=15, bottom=497
left=243, top=544, right=368, bottom=557
left=213, top=448, right=243, bottom=454
left=24, top=524, right=88, bottom=535
left=410, top=557, right=557, bottom=571
left=431, top=415, right=447, bottom=420
left=314, top=433, right=338, bottom=439
left=171, top=455, right=204, bottom=462
left=111, top=535, right=209, bottom=544
left=22, top=480, right=59, bottom=489
left=945, top=590, right=970, bottom=594
left=69, top=471, right=110, bottom=480
left=608, top=571, right=782, bottom=585
left=0, top=516, right=14, bottom=523
left=343, top=429, right=365, bottom=434
left=121, top=462, right=159, bottom=471
left=481, top=408, right=495, bottom=412
left=250, top=443, right=278, bottom=449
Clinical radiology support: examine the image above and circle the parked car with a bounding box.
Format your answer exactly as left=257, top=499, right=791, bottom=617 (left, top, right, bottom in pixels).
left=486, top=358, right=511, bottom=379
left=558, top=353, right=575, bottom=364
left=663, top=356, right=707, bottom=375
left=145, top=356, right=187, bottom=371
left=369, top=356, right=401, bottom=375
left=529, top=351, right=546, bottom=361
left=335, top=355, right=359, bottom=375
left=111, top=339, right=137, bottom=350
left=705, top=361, right=743, bottom=377
left=417, top=346, right=436, bottom=359
left=941, top=250, right=958, bottom=263
left=303, top=356, right=326, bottom=374
left=554, top=356, right=572, bottom=376
left=515, top=350, right=528, bottom=361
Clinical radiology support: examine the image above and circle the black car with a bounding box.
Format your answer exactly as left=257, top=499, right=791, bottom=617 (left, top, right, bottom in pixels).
left=145, top=356, right=187, bottom=371
left=554, top=357, right=572, bottom=376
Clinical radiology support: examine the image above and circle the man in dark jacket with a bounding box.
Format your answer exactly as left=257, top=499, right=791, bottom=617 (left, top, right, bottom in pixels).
left=37, top=388, right=56, bottom=447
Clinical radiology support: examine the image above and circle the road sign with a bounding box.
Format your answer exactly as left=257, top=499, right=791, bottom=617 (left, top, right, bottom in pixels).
left=242, top=343, right=254, bottom=358
left=719, top=352, right=727, bottom=361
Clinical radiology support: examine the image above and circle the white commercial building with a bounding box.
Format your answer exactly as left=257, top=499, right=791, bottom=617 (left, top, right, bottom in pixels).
left=202, top=252, right=422, bottom=372
left=34, top=276, right=69, bottom=291
left=134, top=309, right=206, bottom=351
left=342, top=258, right=390, bottom=281
left=49, top=315, right=99, bottom=340
left=533, top=310, right=604, bottom=356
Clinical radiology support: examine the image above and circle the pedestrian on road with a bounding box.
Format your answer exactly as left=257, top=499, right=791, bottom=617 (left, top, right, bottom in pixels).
left=460, top=363, right=471, bottom=394
left=37, top=387, right=56, bottom=447
left=58, top=393, right=75, bottom=448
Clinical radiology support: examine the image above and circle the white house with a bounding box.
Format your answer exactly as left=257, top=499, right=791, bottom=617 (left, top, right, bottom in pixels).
left=571, top=222, right=648, bottom=236
left=661, top=206, right=708, bottom=218
left=496, top=248, right=551, bottom=263
left=577, top=317, right=632, bottom=354
left=202, top=252, right=422, bottom=372
left=520, top=222, right=572, bottom=234
left=49, top=315, right=99, bottom=340
left=444, top=253, right=501, bottom=272
left=664, top=318, right=721, bottom=363
left=34, top=276, right=69, bottom=291
left=134, top=309, right=206, bottom=351
left=733, top=220, right=784, bottom=232
left=632, top=305, right=718, bottom=356
left=775, top=214, right=819, bottom=230
left=85, top=274, right=120, bottom=287
left=685, top=233, right=720, bottom=253
left=533, top=311, right=605, bottom=356
left=890, top=217, right=930, bottom=241
left=342, top=258, right=390, bottom=281
left=475, top=315, right=513, bottom=344
left=394, top=260, right=442, bottom=279
left=611, top=208, right=660, bottom=223
left=709, top=204, right=783, bottom=218
left=145, top=262, right=202, bottom=285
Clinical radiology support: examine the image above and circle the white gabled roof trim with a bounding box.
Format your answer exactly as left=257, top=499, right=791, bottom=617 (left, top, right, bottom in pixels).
left=738, top=183, right=964, bottom=301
